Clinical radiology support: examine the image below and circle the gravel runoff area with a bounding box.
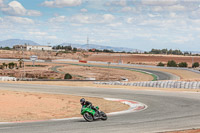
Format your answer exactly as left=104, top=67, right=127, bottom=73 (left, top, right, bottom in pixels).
left=0, top=89, right=129, bottom=122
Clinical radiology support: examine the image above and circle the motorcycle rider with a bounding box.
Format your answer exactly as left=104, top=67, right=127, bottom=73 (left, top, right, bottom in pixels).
left=80, top=98, right=99, bottom=116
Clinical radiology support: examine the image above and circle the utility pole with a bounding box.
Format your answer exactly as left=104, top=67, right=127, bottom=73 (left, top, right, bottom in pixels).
left=87, top=35, right=89, bottom=51
left=107, top=62, right=111, bottom=81
left=23, top=45, right=25, bottom=79
left=192, top=56, right=194, bottom=66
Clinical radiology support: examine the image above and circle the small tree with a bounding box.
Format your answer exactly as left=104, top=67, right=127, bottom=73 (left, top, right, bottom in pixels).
left=18, top=59, right=23, bottom=68
left=192, top=62, right=199, bottom=68
left=73, top=47, right=77, bottom=52
left=2, top=63, right=7, bottom=69
left=64, top=73, right=72, bottom=79
left=178, top=62, right=188, bottom=67
left=157, top=62, right=165, bottom=66
left=8, top=62, right=15, bottom=69
left=167, top=60, right=177, bottom=67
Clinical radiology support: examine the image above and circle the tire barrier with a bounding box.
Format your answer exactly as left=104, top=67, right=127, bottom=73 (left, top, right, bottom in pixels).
left=0, top=76, right=17, bottom=81
left=94, top=81, right=200, bottom=89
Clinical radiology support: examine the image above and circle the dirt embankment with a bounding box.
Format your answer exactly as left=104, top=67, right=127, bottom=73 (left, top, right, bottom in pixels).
left=58, top=65, right=153, bottom=81
left=0, top=62, right=63, bottom=79
left=0, top=50, right=91, bottom=60
left=86, top=53, right=200, bottom=67
left=0, top=61, right=154, bottom=81
left=0, top=90, right=129, bottom=122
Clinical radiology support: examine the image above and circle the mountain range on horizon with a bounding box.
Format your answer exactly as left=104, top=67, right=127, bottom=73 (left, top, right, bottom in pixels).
left=1, top=39, right=199, bottom=54
left=0, top=39, right=142, bottom=52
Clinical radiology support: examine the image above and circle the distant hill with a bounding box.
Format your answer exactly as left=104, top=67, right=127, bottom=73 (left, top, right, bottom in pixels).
left=0, top=39, right=40, bottom=47
left=59, top=43, right=143, bottom=53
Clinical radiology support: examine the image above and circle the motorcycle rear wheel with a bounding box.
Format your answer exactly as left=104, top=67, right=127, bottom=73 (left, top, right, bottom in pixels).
left=83, top=112, right=94, bottom=122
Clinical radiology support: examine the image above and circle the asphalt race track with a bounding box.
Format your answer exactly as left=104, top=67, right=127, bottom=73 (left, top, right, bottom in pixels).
left=0, top=82, right=199, bottom=133
left=0, top=66, right=198, bottom=133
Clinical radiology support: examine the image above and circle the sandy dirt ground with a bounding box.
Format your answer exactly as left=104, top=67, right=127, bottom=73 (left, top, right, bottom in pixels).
left=0, top=89, right=129, bottom=122
left=86, top=53, right=200, bottom=67
left=58, top=65, right=153, bottom=81
left=165, top=129, right=200, bottom=133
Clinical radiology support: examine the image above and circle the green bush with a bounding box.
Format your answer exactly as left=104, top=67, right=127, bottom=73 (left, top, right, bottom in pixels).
left=64, top=73, right=72, bottom=79
left=192, top=62, right=199, bottom=68
left=178, top=62, right=188, bottom=67
left=157, top=62, right=165, bottom=66
left=167, top=60, right=177, bottom=67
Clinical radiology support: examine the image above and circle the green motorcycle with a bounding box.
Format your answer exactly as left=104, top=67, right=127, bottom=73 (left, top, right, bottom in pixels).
left=81, top=105, right=107, bottom=122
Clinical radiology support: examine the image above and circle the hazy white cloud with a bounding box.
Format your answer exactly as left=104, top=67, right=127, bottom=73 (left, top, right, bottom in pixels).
left=70, top=14, right=115, bottom=24
left=27, top=10, right=42, bottom=16
left=80, top=8, right=87, bottom=12
left=172, top=35, right=194, bottom=43
left=5, top=16, right=34, bottom=24
left=46, top=35, right=57, bottom=39
left=121, top=6, right=132, bottom=12
left=42, top=0, right=82, bottom=8
left=29, top=31, right=47, bottom=36
left=108, top=22, right=122, bottom=27
left=166, top=4, right=186, bottom=11
left=1, top=1, right=41, bottom=16
left=0, top=0, right=4, bottom=7
left=106, top=0, right=126, bottom=6
left=152, top=6, right=163, bottom=12
left=126, top=17, right=134, bottom=24
left=49, top=15, right=67, bottom=23
left=102, top=14, right=115, bottom=23
left=169, top=12, right=177, bottom=18
left=148, top=13, right=161, bottom=18
left=141, top=0, right=178, bottom=6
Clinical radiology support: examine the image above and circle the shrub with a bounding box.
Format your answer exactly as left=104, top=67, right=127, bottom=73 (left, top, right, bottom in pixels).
left=178, top=62, right=188, bottom=67
left=157, top=62, right=165, bottom=66
left=167, top=60, right=177, bottom=67
left=192, top=62, right=199, bottom=68
left=64, top=73, right=72, bottom=79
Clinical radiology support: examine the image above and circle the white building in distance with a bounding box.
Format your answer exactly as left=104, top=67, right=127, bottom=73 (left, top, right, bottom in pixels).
left=13, top=45, right=52, bottom=51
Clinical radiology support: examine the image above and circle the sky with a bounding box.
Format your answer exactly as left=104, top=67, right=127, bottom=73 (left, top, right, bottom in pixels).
left=0, top=0, right=200, bottom=51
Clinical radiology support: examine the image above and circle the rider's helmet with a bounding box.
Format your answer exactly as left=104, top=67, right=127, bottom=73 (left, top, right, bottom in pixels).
left=80, top=98, right=85, bottom=104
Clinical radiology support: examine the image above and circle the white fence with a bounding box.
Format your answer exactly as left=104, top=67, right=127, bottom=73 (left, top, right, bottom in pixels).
left=0, top=77, right=17, bottom=81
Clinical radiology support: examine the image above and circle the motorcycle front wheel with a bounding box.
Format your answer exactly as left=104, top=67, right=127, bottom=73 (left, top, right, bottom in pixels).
left=83, top=112, right=94, bottom=122
left=100, top=111, right=107, bottom=121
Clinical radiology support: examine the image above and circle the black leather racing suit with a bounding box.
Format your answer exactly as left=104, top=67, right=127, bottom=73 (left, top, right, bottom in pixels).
left=81, top=101, right=98, bottom=113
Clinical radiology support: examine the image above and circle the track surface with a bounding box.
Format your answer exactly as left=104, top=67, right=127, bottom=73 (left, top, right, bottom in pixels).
left=0, top=65, right=195, bottom=133
left=0, top=83, right=199, bottom=133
